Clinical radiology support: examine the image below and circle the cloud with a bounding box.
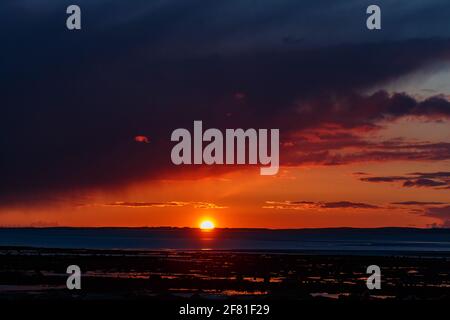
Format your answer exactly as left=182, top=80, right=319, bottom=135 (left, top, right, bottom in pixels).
left=361, top=172, right=450, bottom=189
left=102, top=201, right=226, bottom=209
left=264, top=200, right=450, bottom=228
left=391, top=201, right=447, bottom=206
left=362, top=176, right=408, bottom=183
left=423, top=205, right=450, bottom=227
left=403, top=179, right=448, bottom=188
left=321, top=201, right=380, bottom=209
left=283, top=123, right=450, bottom=166
left=192, top=202, right=228, bottom=209
left=353, top=172, right=369, bottom=176
left=0, top=221, right=60, bottom=228
left=410, top=172, right=450, bottom=179
left=104, top=201, right=184, bottom=208
left=264, top=200, right=380, bottom=210
left=2, top=0, right=450, bottom=205
left=296, top=92, right=450, bottom=129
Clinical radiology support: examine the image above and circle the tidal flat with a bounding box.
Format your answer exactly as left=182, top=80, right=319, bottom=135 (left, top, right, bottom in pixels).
left=0, top=247, right=449, bottom=301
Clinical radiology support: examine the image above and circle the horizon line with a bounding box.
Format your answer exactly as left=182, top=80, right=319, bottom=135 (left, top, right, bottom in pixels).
left=0, top=226, right=448, bottom=231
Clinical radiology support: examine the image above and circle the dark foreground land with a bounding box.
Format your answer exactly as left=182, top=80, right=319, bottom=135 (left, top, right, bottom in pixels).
left=0, top=247, right=449, bottom=303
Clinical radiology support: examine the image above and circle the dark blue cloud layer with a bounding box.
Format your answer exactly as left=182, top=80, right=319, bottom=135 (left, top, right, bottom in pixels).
left=1, top=1, right=450, bottom=203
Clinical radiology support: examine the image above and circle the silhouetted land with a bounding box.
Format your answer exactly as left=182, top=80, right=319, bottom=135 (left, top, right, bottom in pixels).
left=0, top=246, right=449, bottom=301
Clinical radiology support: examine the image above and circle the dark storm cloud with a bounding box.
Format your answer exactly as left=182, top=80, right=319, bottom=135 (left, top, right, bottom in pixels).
left=283, top=131, right=450, bottom=166
left=4, top=0, right=450, bottom=56
left=290, top=92, right=450, bottom=130
left=1, top=1, right=450, bottom=204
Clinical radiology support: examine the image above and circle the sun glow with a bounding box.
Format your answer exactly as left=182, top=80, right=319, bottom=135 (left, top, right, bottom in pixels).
left=199, top=220, right=215, bottom=230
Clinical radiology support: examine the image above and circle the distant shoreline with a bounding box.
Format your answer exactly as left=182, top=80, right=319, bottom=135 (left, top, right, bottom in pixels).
left=1, top=227, right=449, bottom=254
left=0, top=226, right=448, bottom=231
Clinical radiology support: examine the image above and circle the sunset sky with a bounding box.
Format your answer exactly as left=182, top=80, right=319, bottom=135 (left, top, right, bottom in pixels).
left=1, top=0, right=450, bottom=228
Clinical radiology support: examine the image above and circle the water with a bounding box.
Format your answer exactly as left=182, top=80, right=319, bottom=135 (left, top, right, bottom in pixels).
left=0, top=227, right=450, bottom=254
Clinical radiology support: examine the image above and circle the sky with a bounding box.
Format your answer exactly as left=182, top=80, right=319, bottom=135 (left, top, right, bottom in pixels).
left=1, top=0, right=450, bottom=228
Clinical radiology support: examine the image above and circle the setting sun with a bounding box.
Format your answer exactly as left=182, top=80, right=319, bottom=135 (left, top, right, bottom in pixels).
left=199, top=220, right=215, bottom=230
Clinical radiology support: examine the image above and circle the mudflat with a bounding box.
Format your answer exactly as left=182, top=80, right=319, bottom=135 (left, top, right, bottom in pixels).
left=0, top=247, right=449, bottom=301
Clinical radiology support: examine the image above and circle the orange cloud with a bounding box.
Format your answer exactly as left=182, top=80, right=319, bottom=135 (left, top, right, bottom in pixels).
left=102, top=201, right=226, bottom=209
left=263, top=200, right=381, bottom=210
